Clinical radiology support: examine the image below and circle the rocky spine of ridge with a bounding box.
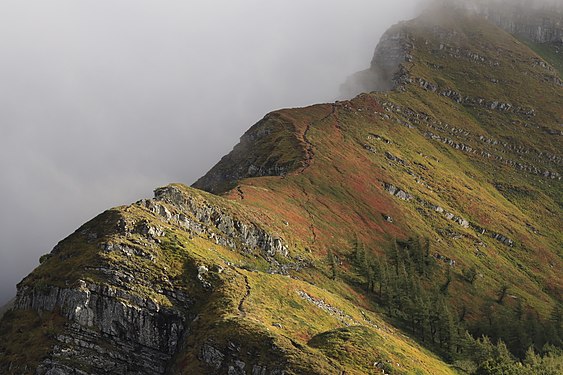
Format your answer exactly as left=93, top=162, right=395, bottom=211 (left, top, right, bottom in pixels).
left=3, top=186, right=291, bottom=374
left=340, top=26, right=414, bottom=97
left=1, top=4, right=561, bottom=375
left=192, top=112, right=307, bottom=194
left=342, top=0, right=562, bottom=97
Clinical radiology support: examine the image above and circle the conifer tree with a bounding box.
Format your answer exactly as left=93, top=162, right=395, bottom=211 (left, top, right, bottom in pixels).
left=328, top=249, right=337, bottom=280
left=497, top=284, right=509, bottom=304
left=441, top=267, right=453, bottom=294
left=463, top=266, right=478, bottom=284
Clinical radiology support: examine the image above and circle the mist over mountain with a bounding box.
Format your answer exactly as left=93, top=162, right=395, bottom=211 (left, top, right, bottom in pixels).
left=342, top=0, right=563, bottom=97
left=0, top=0, right=422, bottom=306
left=0, top=0, right=561, bottom=374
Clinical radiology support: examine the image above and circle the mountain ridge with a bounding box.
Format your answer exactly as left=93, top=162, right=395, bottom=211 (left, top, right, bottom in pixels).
left=1, top=4, right=561, bottom=374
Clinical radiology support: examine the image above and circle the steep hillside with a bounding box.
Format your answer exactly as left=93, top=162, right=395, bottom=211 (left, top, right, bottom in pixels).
left=1, top=5, right=562, bottom=375
left=0, top=184, right=454, bottom=374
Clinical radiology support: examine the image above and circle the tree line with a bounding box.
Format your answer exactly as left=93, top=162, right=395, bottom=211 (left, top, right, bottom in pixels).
left=340, top=236, right=562, bottom=374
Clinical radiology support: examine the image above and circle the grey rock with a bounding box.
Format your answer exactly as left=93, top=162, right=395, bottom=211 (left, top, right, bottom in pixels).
left=228, top=360, right=246, bottom=375
left=363, top=144, right=377, bottom=154
left=192, top=113, right=297, bottom=194
left=44, top=368, right=68, bottom=375
left=200, top=343, right=225, bottom=370
left=383, top=183, right=413, bottom=201
left=15, top=280, right=185, bottom=375
left=153, top=186, right=289, bottom=258
left=384, top=151, right=407, bottom=166
left=382, top=214, right=393, bottom=223
left=341, top=27, right=413, bottom=97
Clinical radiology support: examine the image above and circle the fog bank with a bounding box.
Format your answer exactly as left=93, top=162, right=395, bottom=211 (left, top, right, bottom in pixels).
left=0, top=0, right=424, bottom=305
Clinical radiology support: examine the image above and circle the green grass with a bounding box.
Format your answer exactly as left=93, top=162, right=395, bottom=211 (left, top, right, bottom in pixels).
left=0, top=309, right=65, bottom=374
left=521, top=39, right=563, bottom=77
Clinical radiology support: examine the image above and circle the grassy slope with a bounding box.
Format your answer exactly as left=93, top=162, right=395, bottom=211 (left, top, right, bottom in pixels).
left=206, top=7, right=562, bottom=355
left=227, top=78, right=561, bottom=319
left=0, top=184, right=455, bottom=374
left=521, top=40, right=563, bottom=78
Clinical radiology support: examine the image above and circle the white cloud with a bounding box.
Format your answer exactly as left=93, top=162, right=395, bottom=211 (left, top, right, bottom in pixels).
left=0, top=0, right=422, bottom=304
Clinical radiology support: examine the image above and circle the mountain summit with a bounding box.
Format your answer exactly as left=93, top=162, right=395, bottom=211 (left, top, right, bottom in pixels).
left=1, top=4, right=561, bottom=375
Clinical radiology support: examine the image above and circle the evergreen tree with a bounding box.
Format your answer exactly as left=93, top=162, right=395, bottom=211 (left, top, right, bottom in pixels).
left=371, top=256, right=382, bottom=295
left=497, top=284, right=509, bottom=304
left=463, top=266, right=478, bottom=284
left=390, top=239, right=400, bottom=276
left=363, top=234, right=563, bottom=370
left=470, top=336, right=495, bottom=365
left=353, top=239, right=373, bottom=290
left=475, top=340, right=520, bottom=375
left=414, top=294, right=430, bottom=341
left=546, top=304, right=562, bottom=346
left=379, top=258, right=390, bottom=302
left=441, top=267, right=453, bottom=294
left=523, top=346, right=540, bottom=368
left=328, top=249, right=338, bottom=280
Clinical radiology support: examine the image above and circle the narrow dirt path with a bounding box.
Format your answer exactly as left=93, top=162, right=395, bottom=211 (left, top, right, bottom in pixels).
left=295, top=104, right=342, bottom=244
left=238, top=274, right=251, bottom=315
left=236, top=186, right=245, bottom=200
left=232, top=268, right=251, bottom=316
left=298, top=104, right=338, bottom=174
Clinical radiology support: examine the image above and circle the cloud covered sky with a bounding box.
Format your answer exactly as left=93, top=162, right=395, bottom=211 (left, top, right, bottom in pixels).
left=0, top=0, right=424, bottom=305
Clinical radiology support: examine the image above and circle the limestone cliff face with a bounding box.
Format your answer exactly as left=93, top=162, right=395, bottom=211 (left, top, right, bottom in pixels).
left=153, top=186, right=288, bottom=257
left=453, top=0, right=563, bottom=43
left=17, top=282, right=186, bottom=375
left=340, top=26, right=413, bottom=97
left=484, top=10, right=563, bottom=44
left=2, top=185, right=292, bottom=374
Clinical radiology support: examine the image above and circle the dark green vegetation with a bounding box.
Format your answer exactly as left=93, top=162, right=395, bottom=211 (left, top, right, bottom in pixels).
left=353, top=237, right=562, bottom=373
left=0, top=310, right=64, bottom=370
left=0, top=6, right=561, bottom=375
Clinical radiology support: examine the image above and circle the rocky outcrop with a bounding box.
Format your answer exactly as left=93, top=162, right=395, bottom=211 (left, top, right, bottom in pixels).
left=193, top=113, right=305, bottom=194
left=1, top=183, right=294, bottom=374
left=342, top=1, right=562, bottom=99
left=2, top=200, right=198, bottom=374
left=410, top=77, right=539, bottom=116
left=153, top=186, right=289, bottom=257
left=383, top=182, right=414, bottom=201
left=380, top=98, right=562, bottom=181
left=15, top=281, right=186, bottom=374
left=382, top=180, right=515, bottom=246
left=341, top=26, right=414, bottom=97
left=199, top=342, right=286, bottom=375
left=470, top=223, right=515, bottom=246
left=297, top=291, right=358, bottom=327
left=198, top=341, right=286, bottom=375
